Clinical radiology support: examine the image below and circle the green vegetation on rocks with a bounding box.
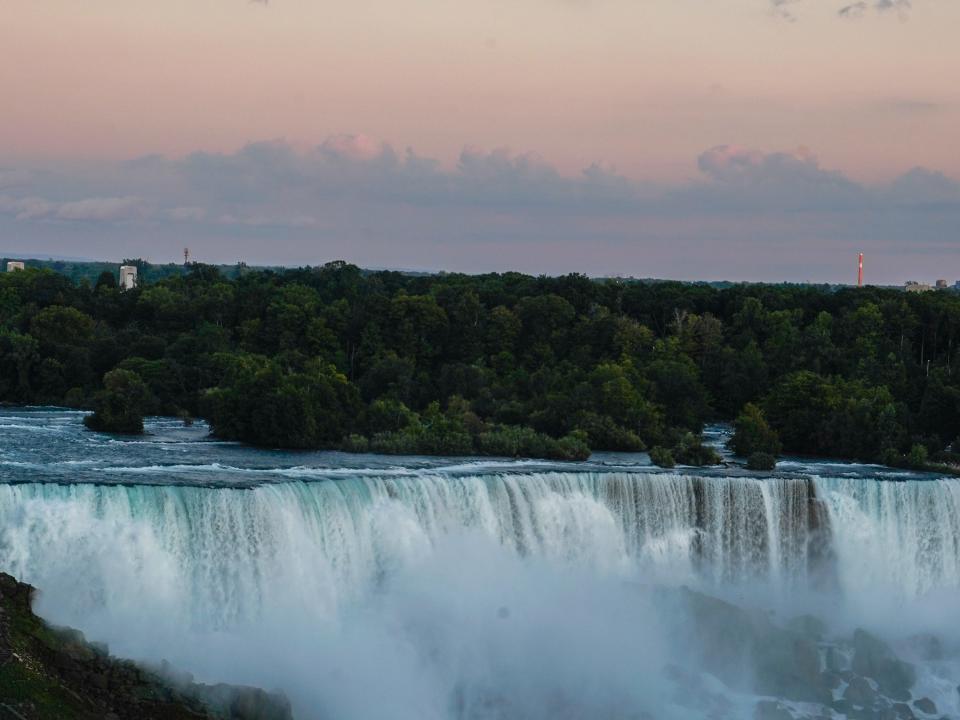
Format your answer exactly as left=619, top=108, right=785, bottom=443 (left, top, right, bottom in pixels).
left=747, top=452, right=777, bottom=471
left=82, top=368, right=149, bottom=434
left=0, top=572, right=292, bottom=720
left=649, top=446, right=676, bottom=468
left=671, top=432, right=722, bottom=466
left=730, top=403, right=781, bottom=458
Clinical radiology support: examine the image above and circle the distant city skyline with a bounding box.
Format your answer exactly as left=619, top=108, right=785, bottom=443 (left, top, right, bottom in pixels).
left=2, top=0, right=958, bottom=283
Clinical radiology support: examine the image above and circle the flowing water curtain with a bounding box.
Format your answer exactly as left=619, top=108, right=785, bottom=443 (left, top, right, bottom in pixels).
left=0, top=470, right=910, bottom=630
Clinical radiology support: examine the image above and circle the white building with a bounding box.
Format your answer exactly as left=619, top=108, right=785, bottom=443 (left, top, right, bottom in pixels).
left=119, top=265, right=138, bottom=290
left=6, top=261, right=25, bottom=272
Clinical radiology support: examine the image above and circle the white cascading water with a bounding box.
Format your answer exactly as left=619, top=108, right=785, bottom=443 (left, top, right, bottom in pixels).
left=2, top=469, right=960, bottom=718
left=0, top=472, right=824, bottom=624
left=816, top=475, right=960, bottom=601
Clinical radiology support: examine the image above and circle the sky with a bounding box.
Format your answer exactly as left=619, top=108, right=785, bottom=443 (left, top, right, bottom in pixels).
left=1, top=0, right=959, bottom=283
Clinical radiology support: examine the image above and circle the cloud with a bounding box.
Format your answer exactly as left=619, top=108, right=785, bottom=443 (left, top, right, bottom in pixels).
left=1, top=138, right=954, bottom=224
left=875, top=0, right=911, bottom=12
left=0, top=196, right=55, bottom=221
left=770, top=0, right=799, bottom=21
left=889, top=168, right=960, bottom=205
left=872, top=98, right=944, bottom=114
left=168, top=206, right=207, bottom=222
left=838, top=2, right=868, bottom=18
left=848, top=0, right=911, bottom=16
left=320, top=134, right=395, bottom=164
left=0, top=136, right=957, bottom=282
left=55, top=196, right=143, bottom=222
left=778, top=0, right=915, bottom=19
left=696, top=145, right=842, bottom=186
left=691, top=145, right=864, bottom=211
left=0, top=194, right=143, bottom=222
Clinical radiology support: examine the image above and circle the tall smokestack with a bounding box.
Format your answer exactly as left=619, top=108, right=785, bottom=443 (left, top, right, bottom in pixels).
left=858, top=252, right=863, bottom=287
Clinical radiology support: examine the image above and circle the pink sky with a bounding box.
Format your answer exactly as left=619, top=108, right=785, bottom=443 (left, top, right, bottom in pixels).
left=1, top=0, right=959, bottom=282
left=4, top=0, right=958, bottom=181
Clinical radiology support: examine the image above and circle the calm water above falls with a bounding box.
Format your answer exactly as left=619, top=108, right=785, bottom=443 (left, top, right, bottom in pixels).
left=2, top=408, right=960, bottom=719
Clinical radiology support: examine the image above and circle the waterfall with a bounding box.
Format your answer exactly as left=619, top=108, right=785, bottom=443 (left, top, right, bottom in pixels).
left=815, top=475, right=960, bottom=599
left=3, top=469, right=960, bottom=718
left=0, top=472, right=831, bottom=627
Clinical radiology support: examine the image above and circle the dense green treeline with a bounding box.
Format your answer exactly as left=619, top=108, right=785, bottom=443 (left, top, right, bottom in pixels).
left=1, top=261, right=959, bottom=464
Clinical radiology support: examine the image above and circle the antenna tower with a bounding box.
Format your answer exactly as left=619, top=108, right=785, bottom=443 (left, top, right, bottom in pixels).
left=184, top=247, right=190, bottom=265
left=857, top=252, right=863, bottom=287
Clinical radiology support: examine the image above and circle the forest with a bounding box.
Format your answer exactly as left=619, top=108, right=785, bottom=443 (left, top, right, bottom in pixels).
left=1, top=260, right=959, bottom=467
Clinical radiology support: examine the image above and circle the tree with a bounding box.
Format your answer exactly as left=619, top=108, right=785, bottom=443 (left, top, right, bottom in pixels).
left=204, top=356, right=362, bottom=448
left=84, top=369, right=150, bottom=434
left=647, top=339, right=711, bottom=432
left=730, top=403, right=781, bottom=458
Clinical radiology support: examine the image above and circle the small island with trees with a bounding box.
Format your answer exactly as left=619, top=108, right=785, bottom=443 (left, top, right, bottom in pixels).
left=2, top=260, right=958, bottom=470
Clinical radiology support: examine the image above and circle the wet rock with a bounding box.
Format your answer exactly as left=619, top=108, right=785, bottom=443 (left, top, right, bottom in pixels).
left=894, top=702, right=917, bottom=719
left=661, top=663, right=734, bottom=717
left=852, top=628, right=916, bottom=701
left=832, top=698, right=852, bottom=715
left=913, top=697, right=937, bottom=715
left=787, top=614, right=827, bottom=639
left=754, top=699, right=795, bottom=720
left=821, top=671, right=842, bottom=690
left=844, top=675, right=878, bottom=707
left=680, top=588, right=833, bottom=705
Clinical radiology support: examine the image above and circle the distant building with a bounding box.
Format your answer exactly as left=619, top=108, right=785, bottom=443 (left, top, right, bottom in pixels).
left=6, top=261, right=25, bottom=272
left=936, top=279, right=949, bottom=289
left=905, top=281, right=932, bottom=293
left=119, top=265, right=138, bottom=290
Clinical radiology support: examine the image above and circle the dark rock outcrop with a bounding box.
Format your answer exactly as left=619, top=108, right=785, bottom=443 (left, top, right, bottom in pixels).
left=852, top=628, right=917, bottom=701
left=912, top=696, right=937, bottom=715
left=754, top=699, right=795, bottom=720
left=844, top=675, right=879, bottom=707
left=0, top=573, right=292, bottom=720
left=679, top=587, right=834, bottom=705
left=669, top=586, right=932, bottom=720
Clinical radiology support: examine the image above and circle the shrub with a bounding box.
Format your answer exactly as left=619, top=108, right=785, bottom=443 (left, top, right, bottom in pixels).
left=649, top=446, right=675, bottom=468
left=673, top=432, right=722, bottom=466
left=83, top=368, right=149, bottom=435
left=555, top=431, right=591, bottom=461
left=907, top=443, right=929, bottom=469
left=341, top=434, right=370, bottom=453
left=730, top=403, right=781, bottom=458
left=746, top=452, right=776, bottom=471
